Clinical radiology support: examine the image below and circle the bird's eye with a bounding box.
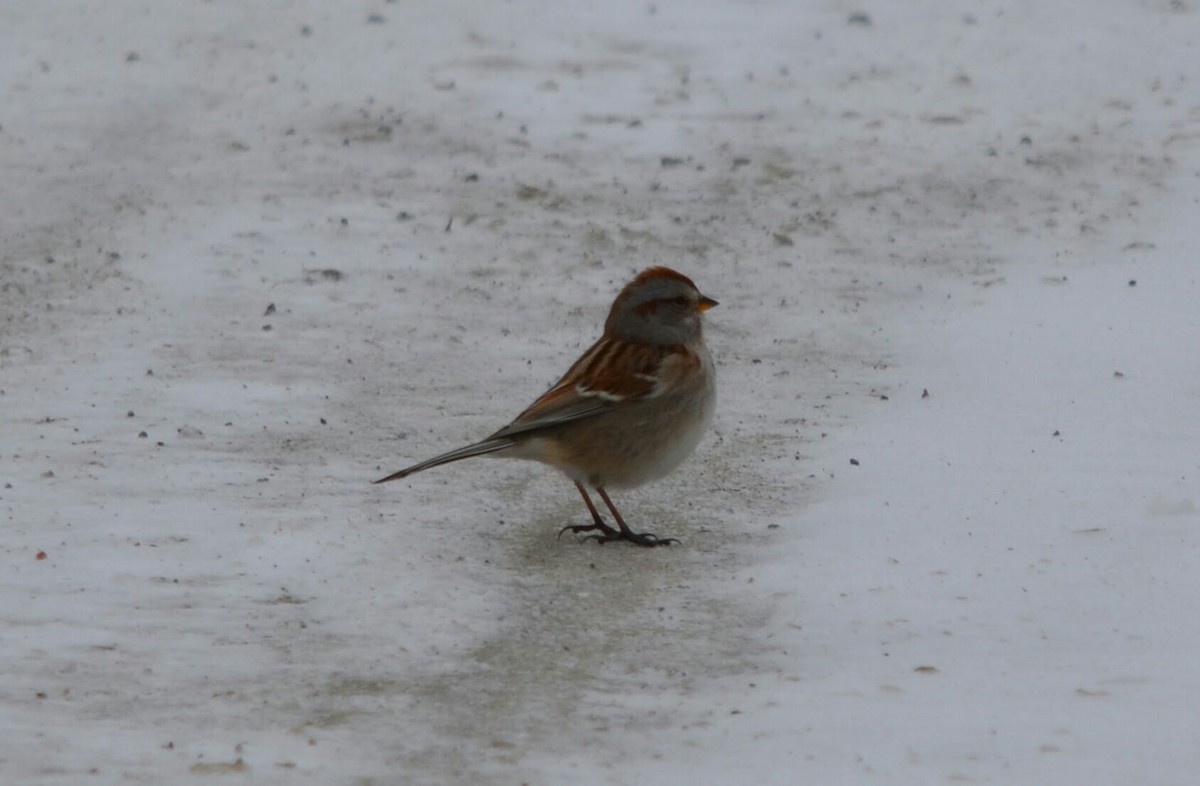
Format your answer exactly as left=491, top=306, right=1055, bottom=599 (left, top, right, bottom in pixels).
left=671, top=295, right=689, bottom=307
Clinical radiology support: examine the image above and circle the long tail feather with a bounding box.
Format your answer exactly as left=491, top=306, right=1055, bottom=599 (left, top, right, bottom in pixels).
left=373, top=437, right=514, bottom=484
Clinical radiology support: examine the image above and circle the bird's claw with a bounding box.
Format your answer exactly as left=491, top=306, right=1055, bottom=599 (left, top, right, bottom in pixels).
left=560, top=522, right=678, bottom=547
left=613, top=531, right=679, bottom=547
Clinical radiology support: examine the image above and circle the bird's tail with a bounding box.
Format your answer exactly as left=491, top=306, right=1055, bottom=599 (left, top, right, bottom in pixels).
left=373, top=437, right=514, bottom=484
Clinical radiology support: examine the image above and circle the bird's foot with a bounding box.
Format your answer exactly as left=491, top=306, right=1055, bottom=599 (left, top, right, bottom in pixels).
left=563, top=526, right=678, bottom=547
left=559, top=520, right=677, bottom=547
left=605, top=529, right=678, bottom=547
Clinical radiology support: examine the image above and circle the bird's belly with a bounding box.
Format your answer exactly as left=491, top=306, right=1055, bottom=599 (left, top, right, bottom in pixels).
left=545, top=388, right=715, bottom=490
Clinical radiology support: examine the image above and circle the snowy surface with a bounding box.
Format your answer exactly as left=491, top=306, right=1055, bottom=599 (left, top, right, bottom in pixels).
left=3, top=1, right=1199, bottom=783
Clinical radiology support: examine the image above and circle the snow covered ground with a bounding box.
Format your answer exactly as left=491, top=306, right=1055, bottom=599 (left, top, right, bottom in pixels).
left=2, top=1, right=1198, bottom=783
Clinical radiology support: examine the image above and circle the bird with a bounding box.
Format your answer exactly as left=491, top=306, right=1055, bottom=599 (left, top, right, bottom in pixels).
left=374, top=266, right=717, bottom=546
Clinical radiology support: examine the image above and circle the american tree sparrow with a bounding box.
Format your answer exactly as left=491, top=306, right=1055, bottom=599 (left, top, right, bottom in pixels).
left=375, top=267, right=717, bottom=546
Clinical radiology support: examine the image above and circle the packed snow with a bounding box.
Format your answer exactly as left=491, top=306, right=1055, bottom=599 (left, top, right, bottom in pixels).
left=2, top=1, right=1198, bottom=783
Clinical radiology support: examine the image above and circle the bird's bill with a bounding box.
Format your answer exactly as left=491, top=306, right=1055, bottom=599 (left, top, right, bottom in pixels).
left=697, top=295, right=718, bottom=312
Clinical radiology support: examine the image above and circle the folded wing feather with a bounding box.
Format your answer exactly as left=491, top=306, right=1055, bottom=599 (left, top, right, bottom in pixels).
left=487, top=338, right=670, bottom=440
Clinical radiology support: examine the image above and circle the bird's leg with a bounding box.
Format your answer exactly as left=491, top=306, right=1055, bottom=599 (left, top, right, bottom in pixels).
left=558, top=482, right=622, bottom=540
left=594, top=488, right=678, bottom=547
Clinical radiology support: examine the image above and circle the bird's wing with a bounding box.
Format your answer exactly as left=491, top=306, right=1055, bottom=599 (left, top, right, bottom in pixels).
left=486, top=337, right=690, bottom=441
